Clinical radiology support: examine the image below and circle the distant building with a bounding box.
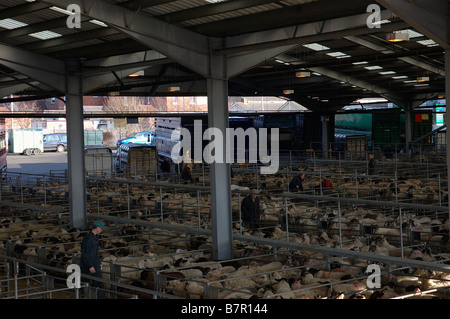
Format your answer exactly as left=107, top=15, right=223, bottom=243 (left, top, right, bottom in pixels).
left=3, top=95, right=306, bottom=133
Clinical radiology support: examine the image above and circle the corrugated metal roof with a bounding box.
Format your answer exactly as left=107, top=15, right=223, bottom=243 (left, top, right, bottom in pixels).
left=181, top=3, right=283, bottom=26
left=144, top=0, right=210, bottom=16
left=0, top=0, right=444, bottom=111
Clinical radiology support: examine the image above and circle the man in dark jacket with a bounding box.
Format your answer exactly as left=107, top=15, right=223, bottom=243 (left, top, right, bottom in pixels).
left=160, top=157, right=170, bottom=173
left=368, top=154, right=377, bottom=175
left=241, top=189, right=261, bottom=230
left=181, top=162, right=194, bottom=182
left=80, top=220, right=106, bottom=299
left=289, top=173, right=305, bottom=192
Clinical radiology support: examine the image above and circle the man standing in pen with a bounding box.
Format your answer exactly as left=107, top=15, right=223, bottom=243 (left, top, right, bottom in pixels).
left=241, top=189, right=261, bottom=230
left=80, top=220, right=106, bottom=299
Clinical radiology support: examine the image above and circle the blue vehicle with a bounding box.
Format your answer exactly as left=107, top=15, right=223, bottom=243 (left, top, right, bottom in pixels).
left=116, top=131, right=154, bottom=147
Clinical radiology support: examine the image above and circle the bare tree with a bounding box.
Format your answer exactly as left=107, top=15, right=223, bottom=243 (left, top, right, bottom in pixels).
left=11, top=100, right=41, bottom=129
left=104, top=96, right=153, bottom=142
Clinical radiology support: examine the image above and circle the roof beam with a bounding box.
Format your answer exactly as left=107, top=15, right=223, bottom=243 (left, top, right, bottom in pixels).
left=0, top=2, right=51, bottom=20
left=81, top=50, right=168, bottom=93
left=49, top=39, right=147, bottom=60
left=158, top=0, right=280, bottom=23
left=42, top=0, right=210, bottom=77
left=224, top=10, right=403, bottom=78
left=20, top=28, right=118, bottom=52
left=0, top=83, right=36, bottom=98
left=345, top=35, right=445, bottom=76
left=218, top=10, right=403, bottom=55
left=120, top=0, right=173, bottom=10
left=376, top=0, right=450, bottom=49
left=309, top=66, right=404, bottom=106
left=0, top=43, right=65, bottom=92
left=190, top=0, right=374, bottom=36
left=0, top=16, right=90, bottom=41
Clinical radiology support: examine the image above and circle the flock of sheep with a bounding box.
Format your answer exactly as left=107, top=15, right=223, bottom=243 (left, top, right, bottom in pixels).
left=0, top=162, right=449, bottom=299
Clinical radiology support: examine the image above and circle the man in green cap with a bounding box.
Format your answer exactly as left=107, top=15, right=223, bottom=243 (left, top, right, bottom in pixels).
left=80, top=220, right=106, bottom=298
left=241, top=189, right=261, bottom=230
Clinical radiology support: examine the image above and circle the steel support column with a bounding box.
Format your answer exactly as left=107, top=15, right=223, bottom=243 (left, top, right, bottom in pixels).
left=321, top=116, right=329, bottom=160
left=207, top=52, right=233, bottom=260
left=446, top=50, right=450, bottom=241
left=66, top=60, right=87, bottom=230
left=404, top=106, right=412, bottom=159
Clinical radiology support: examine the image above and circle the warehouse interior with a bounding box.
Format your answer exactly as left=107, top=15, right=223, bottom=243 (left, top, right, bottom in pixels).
left=0, top=0, right=450, bottom=300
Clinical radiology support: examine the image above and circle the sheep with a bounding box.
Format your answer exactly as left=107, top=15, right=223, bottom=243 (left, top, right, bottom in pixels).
left=271, top=279, right=296, bottom=299
left=167, top=280, right=189, bottom=298
left=184, top=280, right=205, bottom=299
left=223, top=277, right=257, bottom=290
left=180, top=268, right=203, bottom=278
left=314, top=268, right=361, bottom=280
left=290, top=279, right=330, bottom=299
left=392, top=275, right=422, bottom=289
left=221, top=289, right=255, bottom=299
left=205, top=266, right=236, bottom=281
left=330, top=281, right=367, bottom=297
left=300, top=271, right=319, bottom=285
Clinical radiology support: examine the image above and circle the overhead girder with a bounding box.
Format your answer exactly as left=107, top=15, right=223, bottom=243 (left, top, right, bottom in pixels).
left=81, top=50, right=169, bottom=93
left=344, top=35, right=445, bottom=76
left=158, top=0, right=279, bottom=24
left=217, top=10, right=400, bottom=55
left=0, top=83, right=35, bottom=99
left=308, top=66, right=405, bottom=107
left=42, top=0, right=299, bottom=81
left=376, top=0, right=450, bottom=50
left=42, top=0, right=211, bottom=77
left=50, top=38, right=148, bottom=61
left=0, top=1, right=51, bottom=20
left=188, top=0, right=376, bottom=37
left=20, top=28, right=119, bottom=52
left=275, top=53, right=405, bottom=106
left=0, top=16, right=92, bottom=42
left=0, top=43, right=66, bottom=93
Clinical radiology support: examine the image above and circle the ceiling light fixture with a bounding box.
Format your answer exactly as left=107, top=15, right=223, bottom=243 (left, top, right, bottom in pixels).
left=386, top=32, right=409, bottom=42
left=417, top=76, right=429, bottom=82
left=295, top=71, right=311, bottom=78
left=128, top=70, right=144, bottom=77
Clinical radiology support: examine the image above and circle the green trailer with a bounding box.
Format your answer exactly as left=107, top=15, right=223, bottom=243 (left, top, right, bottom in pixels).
left=335, top=110, right=433, bottom=151
left=84, top=130, right=104, bottom=146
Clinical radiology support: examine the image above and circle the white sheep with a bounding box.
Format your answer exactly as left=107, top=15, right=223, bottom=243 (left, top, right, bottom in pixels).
left=221, top=289, right=254, bottom=299
left=184, top=281, right=205, bottom=299
left=290, top=280, right=329, bottom=299
left=167, top=280, right=189, bottom=298
left=223, top=277, right=257, bottom=290
left=275, top=279, right=298, bottom=299
left=331, top=281, right=367, bottom=296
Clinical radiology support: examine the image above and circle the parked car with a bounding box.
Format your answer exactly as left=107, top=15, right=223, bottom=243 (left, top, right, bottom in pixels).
left=116, top=131, right=154, bottom=147
left=43, top=133, right=67, bottom=152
